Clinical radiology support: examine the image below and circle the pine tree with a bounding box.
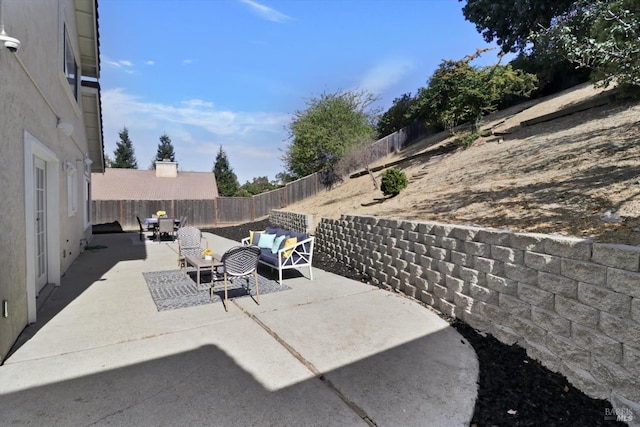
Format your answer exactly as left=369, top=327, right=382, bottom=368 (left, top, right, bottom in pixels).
left=152, top=133, right=176, bottom=169
left=112, top=127, right=138, bottom=169
left=213, top=146, right=240, bottom=197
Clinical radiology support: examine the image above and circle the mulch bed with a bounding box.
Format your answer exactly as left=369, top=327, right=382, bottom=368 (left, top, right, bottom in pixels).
left=205, top=219, right=627, bottom=426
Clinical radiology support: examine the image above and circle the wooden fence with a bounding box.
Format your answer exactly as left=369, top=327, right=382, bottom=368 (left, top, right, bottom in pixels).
left=92, top=121, right=432, bottom=230
left=370, top=121, right=437, bottom=158
left=93, top=174, right=324, bottom=230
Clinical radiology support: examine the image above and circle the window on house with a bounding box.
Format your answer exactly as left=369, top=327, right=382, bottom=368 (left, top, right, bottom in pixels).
left=64, top=24, right=78, bottom=101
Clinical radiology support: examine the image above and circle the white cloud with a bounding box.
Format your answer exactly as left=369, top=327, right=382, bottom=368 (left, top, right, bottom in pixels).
left=182, top=99, right=215, bottom=108
left=183, top=59, right=193, bottom=65
left=145, top=60, right=155, bottom=66
left=103, top=57, right=135, bottom=73
left=101, top=88, right=290, bottom=180
left=358, top=58, right=415, bottom=95
left=238, top=0, right=292, bottom=23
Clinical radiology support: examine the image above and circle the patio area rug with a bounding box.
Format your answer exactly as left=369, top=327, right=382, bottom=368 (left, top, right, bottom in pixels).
left=142, top=269, right=290, bottom=311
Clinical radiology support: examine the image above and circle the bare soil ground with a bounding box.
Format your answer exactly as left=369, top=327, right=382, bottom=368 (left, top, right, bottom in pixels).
left=289, top=82, right=640, bottom=246
left=266, top=82, right=639, bottom=425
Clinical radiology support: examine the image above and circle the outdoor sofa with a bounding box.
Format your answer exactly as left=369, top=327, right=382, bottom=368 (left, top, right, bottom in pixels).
left=241, top=226, right=314, bottom=285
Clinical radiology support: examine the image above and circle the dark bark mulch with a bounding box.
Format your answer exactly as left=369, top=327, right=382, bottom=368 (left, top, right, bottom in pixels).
left=205, top=220, right=627, bottom=426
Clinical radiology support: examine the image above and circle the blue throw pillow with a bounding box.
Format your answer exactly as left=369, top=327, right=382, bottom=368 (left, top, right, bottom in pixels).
left=271, top=235, right=286, bottom=254
left=257, top=233, right=276, bottom=249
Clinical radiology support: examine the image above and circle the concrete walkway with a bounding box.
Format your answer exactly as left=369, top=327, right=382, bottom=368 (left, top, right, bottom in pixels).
left=0, top=232, right=478, bottom=426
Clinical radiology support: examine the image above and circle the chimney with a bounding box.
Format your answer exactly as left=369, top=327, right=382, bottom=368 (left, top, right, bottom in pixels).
left=155, top=160, right=178, bottom=177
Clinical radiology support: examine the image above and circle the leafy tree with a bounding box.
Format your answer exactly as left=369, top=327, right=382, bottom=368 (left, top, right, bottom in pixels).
left=459, top=0, right=588, bottom=94
left=213, top=146, right=240, bottom=197
left=275, top=171, right=295, bottom=185
left=112, top=127, right=138, bottom=169
left=509, top=53, right=590, bottom=97
left=459, top=0, right=576, bottom=54
left=152, top=133, right=176, bottom=169
left=534, top=0, right=640, bottom=88
left=412, top=50, right=538, bottom=132
left=376, top=93, right=416, bottom=138
left=335, top=137, right=380, bottom=189
left=239, top=176, right=280, bottom=196
left=283, top=90, right=380, bottom=180
left=104, top=153, right=114, bottom=168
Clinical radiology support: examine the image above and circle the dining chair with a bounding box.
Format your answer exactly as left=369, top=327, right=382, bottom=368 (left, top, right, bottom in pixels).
left=176, top=226, right=205, bottom=268
left=175, top=215, right=187, bottom=232
left=136, top=216, right=146, bottom=241
left=157, top=217, right=176, bottom=242
left=214, top=245, right=261, bottom=312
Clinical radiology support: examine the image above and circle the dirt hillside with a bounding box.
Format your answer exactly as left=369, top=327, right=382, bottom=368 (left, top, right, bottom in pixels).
left=288, top=83, right=640, bottom=246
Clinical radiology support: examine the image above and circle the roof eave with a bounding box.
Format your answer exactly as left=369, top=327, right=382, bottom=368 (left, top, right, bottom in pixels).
left=74, top=0, right=100, bottom=79
left=82, top=81, right=104, bottom=173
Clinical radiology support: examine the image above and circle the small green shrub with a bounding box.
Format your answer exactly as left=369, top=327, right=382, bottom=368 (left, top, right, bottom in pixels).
left=380, top=168, right=408, bottom=196
left=455, top=132, right=479, bottom=149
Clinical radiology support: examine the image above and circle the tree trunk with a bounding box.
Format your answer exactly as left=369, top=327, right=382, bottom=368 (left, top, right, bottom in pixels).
left=366, top=166, right=378, bottom=189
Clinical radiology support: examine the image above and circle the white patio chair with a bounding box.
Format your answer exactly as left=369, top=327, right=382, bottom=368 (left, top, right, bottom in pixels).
left=176, top=226, right=205, bottom=269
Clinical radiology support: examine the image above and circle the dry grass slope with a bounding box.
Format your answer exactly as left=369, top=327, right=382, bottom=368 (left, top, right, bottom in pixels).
left=289, top=83, right=640, bottom=246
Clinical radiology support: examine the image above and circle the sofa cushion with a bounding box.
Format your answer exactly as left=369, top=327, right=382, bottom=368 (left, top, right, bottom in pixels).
left=260, top=249, right=279, bottom=266
left=289, top=231, right=310, bottom=252
left=257, top=233, right=276, bottom=249
left=281, top=237, right=297, bottom=258
left=249, top=230, right=264, bottom=245
left=265, top=227, right=289, bottom=238
left=271, top=235, right=286, bottom=254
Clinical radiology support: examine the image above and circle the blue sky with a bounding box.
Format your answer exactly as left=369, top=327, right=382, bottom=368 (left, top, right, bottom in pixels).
left=99, top=0, right=508, bottom=183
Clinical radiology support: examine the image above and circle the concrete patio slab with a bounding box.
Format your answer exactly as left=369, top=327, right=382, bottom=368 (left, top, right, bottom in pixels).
left=0, top=231, right=479, bottom=426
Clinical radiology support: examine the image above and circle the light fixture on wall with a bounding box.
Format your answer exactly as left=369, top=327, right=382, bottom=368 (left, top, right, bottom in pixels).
left=56, top=118, right=73, bottom=137
left=76, top=153, right=93, bottom=175
left=0, top=0, right=20, bottom=52
left=62, top=161, right=76, bottom=175
left=76, top=153, right=92, bottom=166
left=0, top=24, right=20, bottom=52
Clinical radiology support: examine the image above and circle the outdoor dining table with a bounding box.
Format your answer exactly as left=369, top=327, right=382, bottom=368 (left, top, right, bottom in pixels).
left=144, top=217, right=181, bottom=239
left=143, top=217, right=181, bottom=228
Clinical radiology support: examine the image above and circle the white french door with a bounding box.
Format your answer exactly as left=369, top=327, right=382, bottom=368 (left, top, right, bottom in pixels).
left=34, top=156, right=48, bottom=294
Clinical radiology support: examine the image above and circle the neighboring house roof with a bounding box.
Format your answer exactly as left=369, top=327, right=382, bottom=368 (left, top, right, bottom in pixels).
left=92, top=168, right=219, bottom=200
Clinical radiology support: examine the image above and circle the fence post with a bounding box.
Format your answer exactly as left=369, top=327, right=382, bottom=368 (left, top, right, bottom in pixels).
left=251, top=196, right=256, bottom=221
left=119, top=200, right=124, bottom=229
left=285, top=183, right=289, bottom=206
left=213, top=197, right=218, bottom=226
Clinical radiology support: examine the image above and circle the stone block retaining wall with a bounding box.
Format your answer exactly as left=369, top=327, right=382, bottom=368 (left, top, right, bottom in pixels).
left=314, top=213, right=640, bottom=423
left=269, top=209, right=313, bottom=234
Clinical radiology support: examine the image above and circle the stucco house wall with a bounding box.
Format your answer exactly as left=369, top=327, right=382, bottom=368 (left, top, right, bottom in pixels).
left=0, top=0, right=103, bottom=362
